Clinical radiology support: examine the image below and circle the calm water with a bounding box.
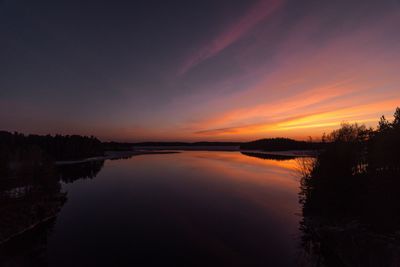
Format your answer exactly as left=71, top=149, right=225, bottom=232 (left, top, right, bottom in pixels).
left=5, top=151, right=304, bottom=266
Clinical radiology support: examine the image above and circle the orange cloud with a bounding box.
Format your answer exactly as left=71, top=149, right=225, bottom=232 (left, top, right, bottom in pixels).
left=173, top=11, right=400, bottom=141
left=193, top=98, right=400, bottom=139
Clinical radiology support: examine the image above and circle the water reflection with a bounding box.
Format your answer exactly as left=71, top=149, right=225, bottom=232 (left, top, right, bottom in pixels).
left=46, top=152, right=303, bottom=266
left=57, top=160, right=105, bottom=183
left=195, top=150, right=300, bottom=173
left=0, top=160, right=105, bottom=265
left=0, top=151, right=333, bottom=266
left=0, top=167, right=66, bottom=264
left=241, top=151, right=297, bottom=161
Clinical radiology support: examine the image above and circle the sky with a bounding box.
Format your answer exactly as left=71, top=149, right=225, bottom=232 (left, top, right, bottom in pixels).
left=1, top=0, right=400, bottom=141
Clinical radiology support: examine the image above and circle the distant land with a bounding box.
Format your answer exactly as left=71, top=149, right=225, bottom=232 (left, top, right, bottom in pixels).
left=1, top=131, right=323, bottom=158
left=112, top=139, right=323, bottom=152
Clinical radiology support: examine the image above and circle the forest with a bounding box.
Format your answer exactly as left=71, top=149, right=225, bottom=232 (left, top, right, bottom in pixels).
left=0, top=132, right=104, bottom=180
left=240, top=137, right=324, bottom=151
left=300, top=107, right=400, bottom=232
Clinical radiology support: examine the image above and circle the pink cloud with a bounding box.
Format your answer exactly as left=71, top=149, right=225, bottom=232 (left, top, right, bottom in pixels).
left=178, top=0, right=284, bottom=75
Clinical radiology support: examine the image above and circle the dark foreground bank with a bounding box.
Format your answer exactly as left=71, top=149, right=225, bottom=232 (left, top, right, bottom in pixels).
left=299, top=107, right=400, bottom=266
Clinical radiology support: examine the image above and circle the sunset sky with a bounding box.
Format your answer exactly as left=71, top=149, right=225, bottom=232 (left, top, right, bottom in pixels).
left=1, top=0, right=400, bottom=141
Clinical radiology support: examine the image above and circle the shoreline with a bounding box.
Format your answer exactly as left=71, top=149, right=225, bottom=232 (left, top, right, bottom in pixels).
left=56, top=150, right=180, bottom=165
left=133, top=146, right=318, bottom=157
left=239, top=149, right=318, bottom=157
left=55, top=148, right=317, bottom=166
left=0, top=214, right=57, bottom=246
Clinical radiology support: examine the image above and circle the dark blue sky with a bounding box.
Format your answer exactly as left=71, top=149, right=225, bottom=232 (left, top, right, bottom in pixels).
left=1, top=0, right=400, bottom=141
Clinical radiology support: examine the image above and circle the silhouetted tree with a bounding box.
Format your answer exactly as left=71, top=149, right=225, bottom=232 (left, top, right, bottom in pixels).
left=300, top=107, right=400, bottom=232
left=0, top=132, right=104, bottom=165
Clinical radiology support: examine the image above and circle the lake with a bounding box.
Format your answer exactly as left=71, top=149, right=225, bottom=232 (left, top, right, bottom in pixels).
left=1, top=151, right=305, bottom=266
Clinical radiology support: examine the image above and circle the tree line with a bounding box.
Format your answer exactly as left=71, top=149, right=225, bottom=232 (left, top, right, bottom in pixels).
left=300, top=107, right=400, bottom=233
left=0, top=131, right=104, bottom=180
left=240, top=137, right=324, bottom=151
left=0, top=132, right=103, bottom=161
